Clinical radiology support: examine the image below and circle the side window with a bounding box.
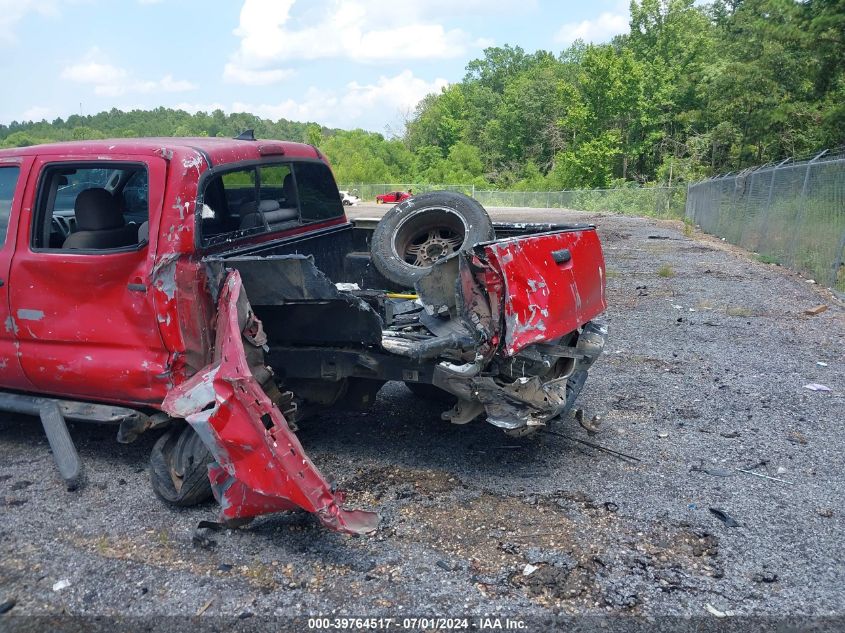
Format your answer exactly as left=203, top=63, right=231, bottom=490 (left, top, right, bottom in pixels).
left=294, top=162, right=344, bottom=222
left=34, top=164, right=148, bottom=251
left=0, top=166, right=20, bottom=248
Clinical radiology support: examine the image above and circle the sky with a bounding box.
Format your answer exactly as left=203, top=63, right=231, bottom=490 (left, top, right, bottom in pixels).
left=0, top=0, right=633, bottom=133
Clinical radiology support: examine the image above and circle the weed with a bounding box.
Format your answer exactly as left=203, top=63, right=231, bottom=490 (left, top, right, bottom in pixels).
left=726, top=306, right=753, bottom=317
left=657, top=264, right=675, bottom=278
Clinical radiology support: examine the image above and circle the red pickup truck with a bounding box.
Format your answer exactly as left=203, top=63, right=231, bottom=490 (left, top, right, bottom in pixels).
left=0, top=136, right=607, bottom=535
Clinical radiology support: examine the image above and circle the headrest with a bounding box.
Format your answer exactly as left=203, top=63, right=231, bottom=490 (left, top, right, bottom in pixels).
left=240, top=199, right=281, bottom=215
left=263, top=208, right=299, bottom=224
left=74, top=188, right=124, bottom=231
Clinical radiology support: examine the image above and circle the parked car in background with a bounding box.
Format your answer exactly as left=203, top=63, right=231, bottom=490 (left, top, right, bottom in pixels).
left=376, top=190, right=412, bottom=204
left=339, top=189, right=359, bottom=206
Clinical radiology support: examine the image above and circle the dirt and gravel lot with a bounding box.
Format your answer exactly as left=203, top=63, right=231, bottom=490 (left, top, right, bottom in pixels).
left=1, top=203, right=843, bottom=626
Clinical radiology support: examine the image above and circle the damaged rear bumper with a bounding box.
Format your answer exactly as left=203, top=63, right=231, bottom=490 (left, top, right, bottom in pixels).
left=162, top=270, right=377, bottom=535
left=418, top=227, right=608, bottom=431
left=434, top=319, right=608, bottom=430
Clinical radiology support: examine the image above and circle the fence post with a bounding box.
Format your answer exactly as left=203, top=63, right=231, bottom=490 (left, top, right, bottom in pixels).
left=757, top=157, right=791, bottom=251
left=737, top=169, right=758, bottom=248
left=787, top=150, right=828, bottom=270
left=832, top=229, right=845, bottom=290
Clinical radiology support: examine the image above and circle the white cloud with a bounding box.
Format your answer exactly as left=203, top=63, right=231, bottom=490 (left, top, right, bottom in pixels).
left=174, top=70, right=446, bottom=131
left=61, top=49, right=197, bottom=97
left=0, top=0, right=62, bottom=45
left=236, top=70, right=447, bottom=130
left=223, top=63, right=294, bottom=86
left=555, top=11, right=629, bottom=45
left=20, top=105, right=54, bottom=121
left=61, top=59, right=128, bottom=84
left=223, top=0, right=488, bottom=85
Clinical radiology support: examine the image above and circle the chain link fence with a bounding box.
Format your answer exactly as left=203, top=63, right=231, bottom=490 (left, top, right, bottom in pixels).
left=340, top=183, right=685, bottom=219
left=686, top=150, right=845, bottom=294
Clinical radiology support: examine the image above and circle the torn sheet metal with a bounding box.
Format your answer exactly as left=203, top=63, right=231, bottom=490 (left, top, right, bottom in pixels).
left=480, top=229, right=607, bottom=356
left=162, top=270, right=377, bottom=535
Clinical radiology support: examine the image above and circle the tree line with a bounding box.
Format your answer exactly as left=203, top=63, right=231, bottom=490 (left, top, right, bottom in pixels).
left=2, top=0, right=842, bottom=190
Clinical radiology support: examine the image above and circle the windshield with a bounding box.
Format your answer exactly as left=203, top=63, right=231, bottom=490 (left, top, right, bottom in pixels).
left=199, top=160, right=344, bottom=247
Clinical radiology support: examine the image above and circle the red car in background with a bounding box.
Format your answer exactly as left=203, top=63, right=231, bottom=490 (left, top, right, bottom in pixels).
left=376, top=190, right=412, bottom=204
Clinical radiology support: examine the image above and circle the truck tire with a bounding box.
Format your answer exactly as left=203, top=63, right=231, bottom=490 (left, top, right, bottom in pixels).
left=370, top=191, right=495, bottom=287
left=149, top=424, right=214, bottom=507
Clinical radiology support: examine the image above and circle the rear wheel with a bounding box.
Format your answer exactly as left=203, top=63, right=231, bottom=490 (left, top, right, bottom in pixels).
left=149, top=423, right=214, bottom=507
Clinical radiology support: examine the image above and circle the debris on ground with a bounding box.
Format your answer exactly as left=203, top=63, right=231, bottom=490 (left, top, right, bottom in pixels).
left=522, top=564, right=539, bottom=576
left=709, top=508, right=740, bottom=527
left=0, top=599, right=16, bottom=614
left=803, top=305, right=828, bottom=316
left=752, top=571, right=779, bottom=583
left=787, top=431, right=808, bottom=445
left=735, top=469, right=794, bottom=485
left=436, top=559, right=461, bottom=572
left=803, top=383, right=832, bottom=392
left=196, top=598, right=214, bottom=615
left=816, top=507, right=834, bottom=518
left=192, top=520, right=223, bottom=550
left=52, top=579, right=70, bottom=592
left=575, top=409, right=602, bottom=435
left=691, top=464, right=734, bottom=477
left=705, top=603, right=734, bottom=617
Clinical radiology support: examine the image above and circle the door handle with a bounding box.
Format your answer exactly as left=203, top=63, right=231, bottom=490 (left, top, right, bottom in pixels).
left=127, top=283, right=147, bottom=293
left=551, top=248, right=572, bottom=264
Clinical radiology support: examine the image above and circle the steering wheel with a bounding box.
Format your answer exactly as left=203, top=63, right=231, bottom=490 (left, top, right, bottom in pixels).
left=51, top=216, right=72, bottom=241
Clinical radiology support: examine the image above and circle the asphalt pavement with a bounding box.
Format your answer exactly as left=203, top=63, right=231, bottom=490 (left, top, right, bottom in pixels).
left=1, top=205, right=843, bottom=628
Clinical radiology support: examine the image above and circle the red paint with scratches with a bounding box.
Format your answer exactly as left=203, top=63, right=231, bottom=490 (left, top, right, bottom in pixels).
left=481, top=229, right=607, bottom=356
left=161, top=271, right=377, bottom=534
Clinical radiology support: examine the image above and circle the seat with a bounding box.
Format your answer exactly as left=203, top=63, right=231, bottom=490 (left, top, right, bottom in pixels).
left=239, top=199, right=298, bottom=230
left=281, top=173, right=298, bottom=208
left=63, top=188, right=138, bottom=250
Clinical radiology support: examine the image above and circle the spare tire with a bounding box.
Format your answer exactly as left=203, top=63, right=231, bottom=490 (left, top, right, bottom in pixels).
left=370, top=191, right=495, bottom=288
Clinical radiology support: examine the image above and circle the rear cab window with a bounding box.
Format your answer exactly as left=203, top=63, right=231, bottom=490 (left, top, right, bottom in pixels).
left=198, top=160, right=344, bottom=247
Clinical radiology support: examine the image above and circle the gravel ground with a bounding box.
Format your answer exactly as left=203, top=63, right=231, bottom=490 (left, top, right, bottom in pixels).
left=1, top=204, right=843, bottom=627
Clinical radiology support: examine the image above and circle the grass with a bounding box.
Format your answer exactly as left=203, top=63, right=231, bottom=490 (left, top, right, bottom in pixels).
left=688, top=174, right=845, bottom=291
left=657, top=264, right=675, bottom=278
left=726, top=306, right=753, bottom=317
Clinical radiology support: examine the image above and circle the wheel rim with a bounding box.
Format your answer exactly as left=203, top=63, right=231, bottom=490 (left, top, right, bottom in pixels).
left=391, top=207, right=468, bottom=268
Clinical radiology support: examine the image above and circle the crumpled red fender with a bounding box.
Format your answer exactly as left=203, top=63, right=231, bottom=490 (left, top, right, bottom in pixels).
left=162, top=270, right=377, bottom=535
